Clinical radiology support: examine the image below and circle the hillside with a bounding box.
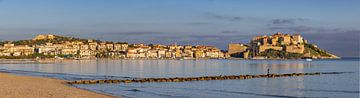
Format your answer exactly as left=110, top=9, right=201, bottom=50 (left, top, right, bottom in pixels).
left=228, top=32, right=340, bottom=59
left=303, top=44, right=339, bottom=59
left=258, top=43, right=339, bottom=59
left=0, top=35, right=104, bottom=46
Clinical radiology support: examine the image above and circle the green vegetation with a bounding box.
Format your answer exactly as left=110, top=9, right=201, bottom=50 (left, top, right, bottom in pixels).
left=0, top=41, right=6, bottom=46
left=304, top=44, right=331, bottom=57
left=7, top=35, right=88, bottom=45
left=257, top=44, right=333, bottom=59
left=128, top=44, right=136, bottom=48
left=95, top=52, right=110, bottom=58
left=115, top=42, right=128, bottom=44
left=2, top=35, right=127, bottom=46
left=259, top=49, right=303, bottom=59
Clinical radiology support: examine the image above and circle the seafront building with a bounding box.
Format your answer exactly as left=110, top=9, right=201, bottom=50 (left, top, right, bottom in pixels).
left=0, top=35, right=226, bottom=59
left=0, top=33, right=336, bottom=59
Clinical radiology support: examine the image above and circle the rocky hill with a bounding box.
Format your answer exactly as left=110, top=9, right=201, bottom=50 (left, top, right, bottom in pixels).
left=228, top=32, right=340, bottom=59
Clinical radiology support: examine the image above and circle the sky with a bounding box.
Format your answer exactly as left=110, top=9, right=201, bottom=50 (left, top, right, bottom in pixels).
left=0, top=0, right=359, bottom=57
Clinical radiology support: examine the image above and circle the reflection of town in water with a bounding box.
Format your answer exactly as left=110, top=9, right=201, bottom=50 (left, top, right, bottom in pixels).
left=0, top=60, right=309, bottom=78
left=0, top=59, right=358, bottom=98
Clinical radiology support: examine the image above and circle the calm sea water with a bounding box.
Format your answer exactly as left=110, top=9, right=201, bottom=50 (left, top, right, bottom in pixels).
left=0, top=59, right=359, bottom=98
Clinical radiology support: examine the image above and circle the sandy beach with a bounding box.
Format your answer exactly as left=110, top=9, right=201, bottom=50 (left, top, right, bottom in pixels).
left=0, top=72, right=115, bottom=98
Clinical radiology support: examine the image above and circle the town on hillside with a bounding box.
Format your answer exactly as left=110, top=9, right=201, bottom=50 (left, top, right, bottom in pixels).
left=0, top=32, right=339, bottom=59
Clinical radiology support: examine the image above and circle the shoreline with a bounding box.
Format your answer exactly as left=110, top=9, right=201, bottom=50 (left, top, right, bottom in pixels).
left=0, top=72, right=116, bottom=98
left=0, top=57, right=342, bottom=61
left=0, top=57, right=345, bottom=64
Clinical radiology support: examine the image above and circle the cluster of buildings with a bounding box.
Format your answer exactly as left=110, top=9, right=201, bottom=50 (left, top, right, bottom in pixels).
left=125, top=44, right=226, bottom=59
left=0, top=33, right=313, bottom=59
left=0, top=34, right=227, bottom=59
left=228, top=32, right=307, bottom=58
left=0, top=44, right=35, bottom=56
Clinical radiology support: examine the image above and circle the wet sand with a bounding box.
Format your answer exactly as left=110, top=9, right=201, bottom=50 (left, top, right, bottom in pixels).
left=0, top=72, right=115, bottom=98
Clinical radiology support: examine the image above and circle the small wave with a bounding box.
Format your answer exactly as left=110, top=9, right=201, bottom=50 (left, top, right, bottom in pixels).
left=320, top=72, right=354, bottom=74
left=208, top=89, right=326, bottom=98
left=125, top=89, right=141, bottom=92
left=298, top=89, right=360, bottom=94
left=123, top=88, right=186, bottom=98
left=0, top=69, right=137, bottom=80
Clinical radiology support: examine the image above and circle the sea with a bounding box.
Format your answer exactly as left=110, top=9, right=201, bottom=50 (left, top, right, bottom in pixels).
left=0, top=58, right=359, bottom=98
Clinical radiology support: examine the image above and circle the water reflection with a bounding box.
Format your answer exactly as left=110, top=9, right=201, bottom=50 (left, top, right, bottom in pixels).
left=0, top=60, right=313, bottom=78
left=0, top=59, right=358, bottom=98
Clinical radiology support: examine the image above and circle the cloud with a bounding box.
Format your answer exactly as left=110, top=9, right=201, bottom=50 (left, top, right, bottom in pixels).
left=269, top=25, right=312, bottom=32
left=100, top=32, right=164, bottom=36
left=268, top=24, right=345, bottom=34
left=271, top=18, right=305, bottom=25
left=266, top=18, right=310, bottom=32
left=206, top=12, right=307, bottom=25
left=185, top=22, right=214, bottom=25
left=211, top=15, right=243, bottom=21
left=203, top=12, right=247, bottom=22
left=302, top=30, right=360, bottom=57
left=220, top=31, right=239, bottom=34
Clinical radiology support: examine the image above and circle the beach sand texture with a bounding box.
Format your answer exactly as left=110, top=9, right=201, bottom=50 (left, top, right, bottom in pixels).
left=0, top=72, right=115, bottom=98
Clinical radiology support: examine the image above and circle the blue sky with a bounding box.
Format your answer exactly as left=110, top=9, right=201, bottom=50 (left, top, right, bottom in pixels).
left=0, top=0, right=359, bottom=57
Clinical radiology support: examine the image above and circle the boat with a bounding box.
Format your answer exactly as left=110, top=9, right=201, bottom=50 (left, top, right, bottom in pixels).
left=306, top=58, right=313, bottom=62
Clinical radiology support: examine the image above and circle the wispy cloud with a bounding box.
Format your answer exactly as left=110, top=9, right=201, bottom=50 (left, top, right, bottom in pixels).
left=204, top=12, right=247, bottom=22
left=302, top=30, right=360, bottom=57
left=220, top=31, right=239, bottom=34
left=268, top=24, right=344, bottom=34
left=100, top=32, right=164, bottom=36
left=266, top=18, right=311, bottom=33
left=211, top=15, right=243, bottom=21
left=185, top=22, right=214, bottom=25
left=269, top=25, right=312, bottom=32
left=270, top=18, right=306, bottom=25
